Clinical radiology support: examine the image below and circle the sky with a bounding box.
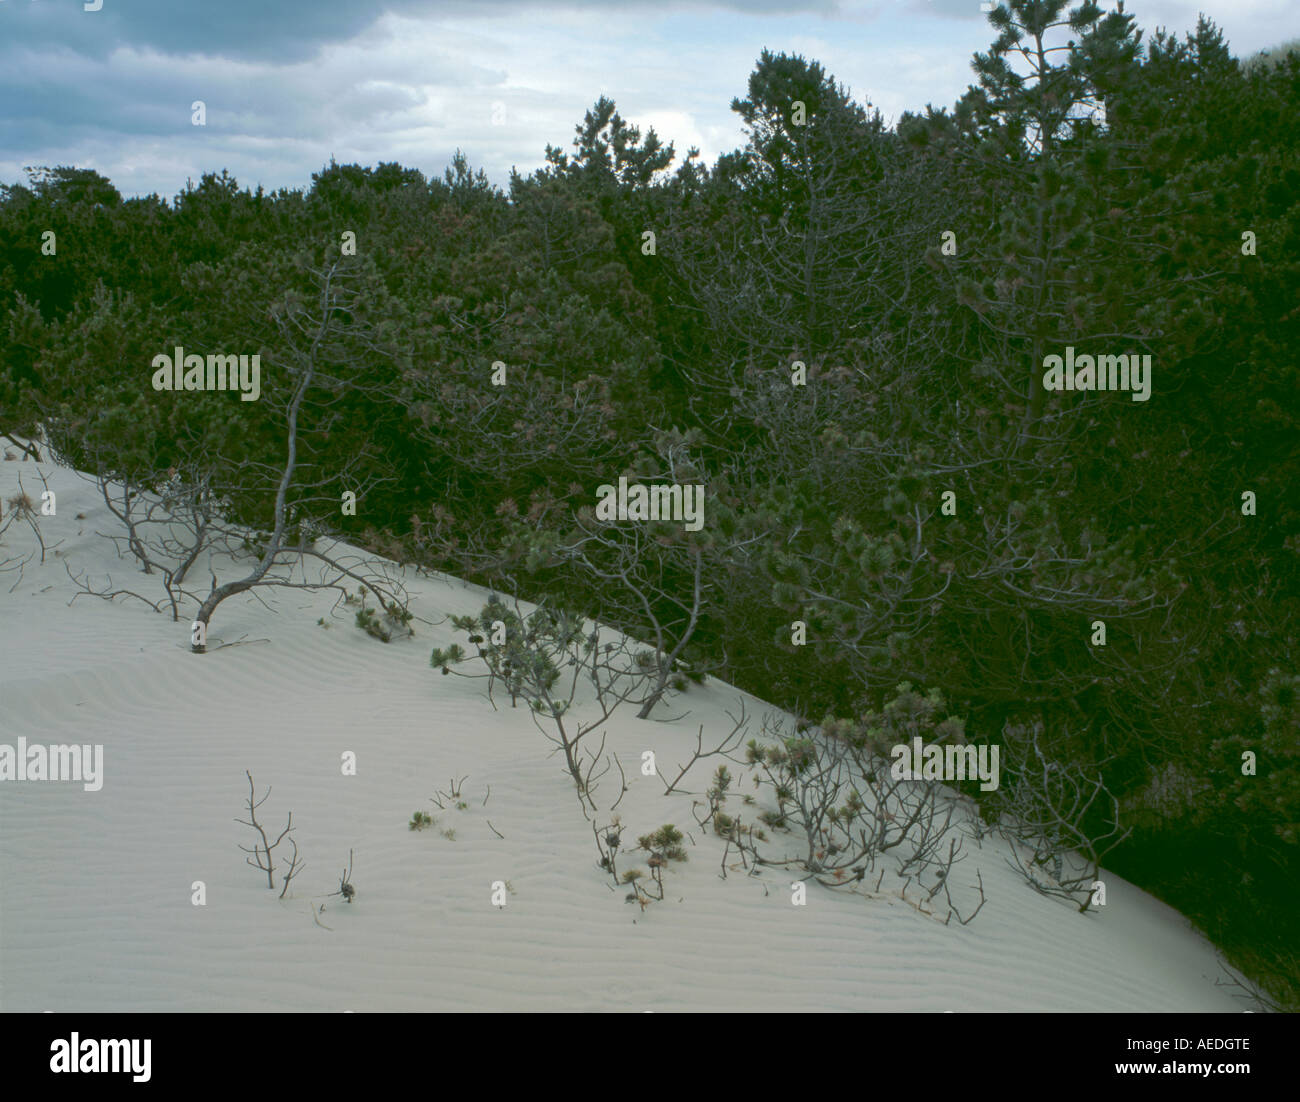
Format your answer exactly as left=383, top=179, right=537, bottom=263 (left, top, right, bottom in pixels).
left=1, top=0, right=1296, bottom=201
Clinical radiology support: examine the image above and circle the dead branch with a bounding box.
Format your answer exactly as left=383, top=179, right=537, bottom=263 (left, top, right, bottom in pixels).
left=234, top=770, right=296, bottom=890
left=661, top=700, right=749, bottom=794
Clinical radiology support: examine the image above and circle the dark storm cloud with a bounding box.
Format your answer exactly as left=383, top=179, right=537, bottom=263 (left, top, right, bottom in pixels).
left=2, top=0, right=839, bottom=63
left=0, top=1, right=507, bottom=160
left=0, top=51, right=448, bottom=149
left=0, top=0, right=834, bottom=169
left=4, top=0, right=439, bottom=63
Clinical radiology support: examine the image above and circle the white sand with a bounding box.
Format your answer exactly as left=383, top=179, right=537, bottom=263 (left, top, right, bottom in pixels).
left=0, top=453, right=1249, bottom=1011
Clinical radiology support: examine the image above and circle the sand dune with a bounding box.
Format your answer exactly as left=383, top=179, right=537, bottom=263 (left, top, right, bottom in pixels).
left=0, top=455, right=1248, bottom=1011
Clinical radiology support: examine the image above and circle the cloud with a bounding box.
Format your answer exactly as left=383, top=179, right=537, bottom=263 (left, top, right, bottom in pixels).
left=0, top=0, right=1292, bottom=200
left=2, top=0, right=843, bottom=62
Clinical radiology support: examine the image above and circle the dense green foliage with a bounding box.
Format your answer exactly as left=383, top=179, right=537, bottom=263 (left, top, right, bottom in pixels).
left=3, top=3, right=1297, bottom=1004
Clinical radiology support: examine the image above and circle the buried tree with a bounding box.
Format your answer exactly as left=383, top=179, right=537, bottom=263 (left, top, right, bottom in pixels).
left=433, top=595, right=650, bottom=811
left=187, top=253, right=410, bottom=652
left=497, top=429, right=772, bottom=718
left=36, top=247, right=411, bottom=652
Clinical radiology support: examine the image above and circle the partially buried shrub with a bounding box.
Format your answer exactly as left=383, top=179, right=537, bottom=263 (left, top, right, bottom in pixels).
left=357, top=598, right=414, bottom=643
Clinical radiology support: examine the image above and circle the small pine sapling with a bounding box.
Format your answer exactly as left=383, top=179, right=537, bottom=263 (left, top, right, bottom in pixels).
left=632, top=823, right=687, bottom=905
left=429, top=776, right=468, bottom=810
left=356, top=595, right=414, bottom=642
left=593, top=815, right=624, bottom=881
left=330, top=849, right=356, bottom=903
